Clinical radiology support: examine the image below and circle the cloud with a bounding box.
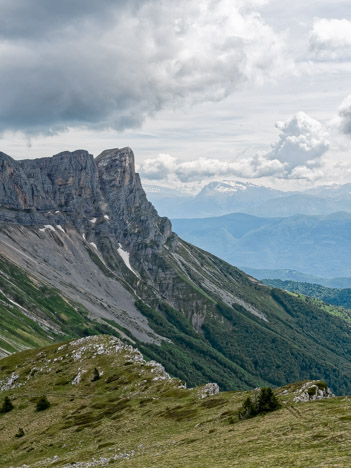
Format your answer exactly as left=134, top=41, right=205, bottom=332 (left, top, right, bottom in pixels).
left=139, top=153, right=285, bottom=182
left=138, top=153, right=177, bottom=180
left=337, top=95, right=351, bottom=136
left=267, top=112, right=329, bottom=168
left=309, top=18, right=351, bottom=61
left=0, top=0, right=289, bottom=134
left=139, top=112, right=330, bottom=182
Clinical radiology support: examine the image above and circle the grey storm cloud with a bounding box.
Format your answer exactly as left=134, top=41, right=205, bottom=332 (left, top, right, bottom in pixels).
left=0, top=0, right=288, bottom=134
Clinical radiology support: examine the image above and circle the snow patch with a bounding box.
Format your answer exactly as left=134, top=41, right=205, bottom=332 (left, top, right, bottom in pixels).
left=90, top=242, right=98, bottom=250
left=90, top=218, right=97, bottom=224
left=117, top=246, right=139, bottom=277
left=39, top=225, right=56, bottom=233
left=104, top=215, right=110, bottom=220
left=57, top=225, right=65, bottom=233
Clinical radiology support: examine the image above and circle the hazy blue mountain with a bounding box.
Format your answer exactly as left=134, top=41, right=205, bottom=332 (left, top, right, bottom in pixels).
left=247, top=194, right=349, bottom=217
left=144, top=180, right=287, bottom=218
left=187, top=181, right=285, bottom=217
left=172, top=211, right=351, bottom=278
left=240, top=267, right=351, bottom=288
left=144, top=180, right=351, bottom=218
left=143, top=184, right=194, bottom=218
left=306, top=183, right=351, bottom=199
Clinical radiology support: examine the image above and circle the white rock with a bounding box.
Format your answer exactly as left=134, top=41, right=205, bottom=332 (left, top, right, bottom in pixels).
left=199, top=382, right=220, bottom=398
left=293, top=381, right=335, bottom=403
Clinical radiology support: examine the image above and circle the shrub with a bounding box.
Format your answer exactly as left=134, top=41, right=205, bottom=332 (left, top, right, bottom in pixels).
left=239, top=396, right=258, bottom=420
left=1, top=396, right=14, bottom=413
left=239, top=387, right=281, bottom=420
left=256, top=387, right=281, bottom=413
left=92, top=368, right=100, bottom=382
left=316, top=381, right=327, bottom=392
left=15, top=428, right=24, bottom=438
left=36, top=395, right=50, bottom=412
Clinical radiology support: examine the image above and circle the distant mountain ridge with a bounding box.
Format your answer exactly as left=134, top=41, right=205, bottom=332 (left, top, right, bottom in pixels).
left=172, top=211, right=351, bottom=278
left=240, top=267, right=351, bottom=289
left=145, top=180, right=351, bottom=218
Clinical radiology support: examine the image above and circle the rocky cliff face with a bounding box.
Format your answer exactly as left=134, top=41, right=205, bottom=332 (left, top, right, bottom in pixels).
left=0, top=147, right=175, bottom=347
left=1, top=147, right=351, bottom=394
left=0, top=148, right=171, bottom=248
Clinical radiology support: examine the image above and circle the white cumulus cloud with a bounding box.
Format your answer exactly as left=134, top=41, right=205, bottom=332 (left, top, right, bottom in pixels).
left=139, top=112, right=330, bottom=183
left=309, top=18, right=351, bottom=61
left=267, top=112, right=330, bottom=168
left=138, top=154, right=178, bottom=180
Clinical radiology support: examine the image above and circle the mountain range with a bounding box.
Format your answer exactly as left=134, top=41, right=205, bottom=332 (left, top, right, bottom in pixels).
left=240, top=267, right=351, bottom=288
left=1, top=148, right=351, bottom=395
left=172, top=211, right=351, bottom=279
left=145, top=180, right=351, bottom=218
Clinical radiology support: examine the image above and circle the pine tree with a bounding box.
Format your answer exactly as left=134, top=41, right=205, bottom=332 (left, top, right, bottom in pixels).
left=256, top=387, right=281, bottom=413
left=239, top=396, right=258, bottom=420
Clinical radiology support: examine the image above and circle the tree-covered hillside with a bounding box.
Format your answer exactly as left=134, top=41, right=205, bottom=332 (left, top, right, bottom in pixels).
left=264, top=279, right=351, bottom=309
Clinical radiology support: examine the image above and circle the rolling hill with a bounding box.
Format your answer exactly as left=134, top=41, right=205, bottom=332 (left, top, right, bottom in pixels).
left=0, top=335, right=349, bottom=468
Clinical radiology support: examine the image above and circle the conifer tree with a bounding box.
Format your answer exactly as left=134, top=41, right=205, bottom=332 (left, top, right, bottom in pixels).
left=256, top=387, right=281, bottom=413
left=239, top=396, right=257, bottom=419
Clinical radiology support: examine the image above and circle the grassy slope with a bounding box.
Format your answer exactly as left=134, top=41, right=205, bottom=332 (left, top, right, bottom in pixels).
left=0, top=337, right=351, bottom=468
left=0, top=255, right=122, bottom=357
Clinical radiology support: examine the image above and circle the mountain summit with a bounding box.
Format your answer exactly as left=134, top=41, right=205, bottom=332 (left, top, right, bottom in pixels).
left=1, top=148, right=351, bottom=393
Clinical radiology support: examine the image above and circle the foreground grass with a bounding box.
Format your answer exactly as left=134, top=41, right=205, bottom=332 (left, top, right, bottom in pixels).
left=0, top=336, right=350, bottom=467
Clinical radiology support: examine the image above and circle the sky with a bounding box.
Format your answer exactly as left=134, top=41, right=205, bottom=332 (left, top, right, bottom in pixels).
left=0, top=0, right=351, bottom=192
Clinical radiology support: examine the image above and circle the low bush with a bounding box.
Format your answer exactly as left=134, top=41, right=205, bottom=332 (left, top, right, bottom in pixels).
left=1, top=396, right=14, bottom=413
left=36, top=395, right=50, bottom=412
left=15, top=428, right=24, bottom=438
left=239, top=387, right=281, bottom=420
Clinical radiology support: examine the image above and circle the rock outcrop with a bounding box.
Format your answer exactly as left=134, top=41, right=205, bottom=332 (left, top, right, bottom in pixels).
left=0, top=148, right=171, bottom=249
left=293, top=381, right=335, bottom=403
